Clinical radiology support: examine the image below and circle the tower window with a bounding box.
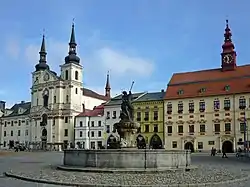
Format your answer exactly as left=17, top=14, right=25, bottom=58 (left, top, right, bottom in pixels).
left=75, top=71, right=78, bottom=80
left=66, top=95, right=69, bottom=103
left=65, top=70, right=69, bottom=80
left=53, top=96, right=56, bottom=103
left=43, top=95, right=48, bottom=107
left=75, top=88, right=78, bottom=94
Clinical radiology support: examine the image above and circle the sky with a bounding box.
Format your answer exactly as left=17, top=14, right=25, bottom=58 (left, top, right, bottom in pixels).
left=0, top=0, right=250, bottom=107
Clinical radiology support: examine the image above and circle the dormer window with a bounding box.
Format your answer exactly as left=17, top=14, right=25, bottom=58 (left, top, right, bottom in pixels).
left=177, top=89, right=184, bottom=95
left=200, top=87, right=206, bottom=93
left=224, top=85, right=230, bottom=91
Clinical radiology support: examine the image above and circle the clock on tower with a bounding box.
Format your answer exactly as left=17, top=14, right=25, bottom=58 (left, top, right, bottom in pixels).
left=221, top=20, right=237, bottom=71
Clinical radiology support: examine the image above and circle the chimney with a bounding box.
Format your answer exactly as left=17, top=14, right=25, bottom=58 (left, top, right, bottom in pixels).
left=0, top=101, right=6, bottom=110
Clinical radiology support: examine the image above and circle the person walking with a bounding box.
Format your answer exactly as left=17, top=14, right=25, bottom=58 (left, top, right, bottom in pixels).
left=222, top=148, right=228, bottom=158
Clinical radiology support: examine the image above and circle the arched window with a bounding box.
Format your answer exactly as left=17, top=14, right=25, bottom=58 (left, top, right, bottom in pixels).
left=75, top=88, right=78, bottom=94
left=75, top=71, right=78, bottom=80
left=65, top=70, right=69, bottom=80
left=53, top=96, right=56, bottom=103
left=66, top=95, right=69, bottom=103
left=43, top=95, right=48, bottom=107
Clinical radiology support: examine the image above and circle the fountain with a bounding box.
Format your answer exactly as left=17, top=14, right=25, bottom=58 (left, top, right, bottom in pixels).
left=62, top=82, right=191, bottom=171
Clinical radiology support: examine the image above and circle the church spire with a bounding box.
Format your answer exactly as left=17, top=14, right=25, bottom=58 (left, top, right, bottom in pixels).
left=35, top=34, right=49, bottom=72
left=221, top=19, right=237, bottom=71
left=105, top=71, right=111, bottom=98
left=65, top=22, right=80, bottom=64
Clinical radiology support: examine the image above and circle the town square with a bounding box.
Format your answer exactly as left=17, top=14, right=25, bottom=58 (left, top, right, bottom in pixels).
left=1, top=0, right=250, bottom=186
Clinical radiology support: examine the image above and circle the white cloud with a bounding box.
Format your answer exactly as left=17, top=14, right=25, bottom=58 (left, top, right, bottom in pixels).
left=6, top=39, right=20, bottom=59
left=95, top=47, right=154, bottom=77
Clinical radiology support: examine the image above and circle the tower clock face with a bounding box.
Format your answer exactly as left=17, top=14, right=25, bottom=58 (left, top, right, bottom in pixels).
left=43, top=73, right=50, bottom=81
left=223, top=54, right=233, bottom=64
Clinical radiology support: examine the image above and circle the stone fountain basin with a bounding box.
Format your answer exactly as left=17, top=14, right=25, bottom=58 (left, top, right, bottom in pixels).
left=63, top=149, right=191, bottom=171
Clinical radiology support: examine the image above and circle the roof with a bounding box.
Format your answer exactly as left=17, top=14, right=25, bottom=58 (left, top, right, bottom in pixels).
left=133, top=91, right=165, bottom=103
left=104, top=92, right=146, bottom=106
left=1, top=101, right=31, bottom=118
left=83, top=88, right=109, bottom=101
left=165, top=64, right=250, bottom=100
left=77, top=104, right=104, bottom=117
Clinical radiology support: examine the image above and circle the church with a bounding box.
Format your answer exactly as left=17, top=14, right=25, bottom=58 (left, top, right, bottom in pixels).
left=0, top=23, right=111, bottom=151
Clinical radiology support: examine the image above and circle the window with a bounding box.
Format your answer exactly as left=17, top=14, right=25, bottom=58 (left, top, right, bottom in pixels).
left=224, top=99, right=230, bottom=110
left=65, top=70, right=69, bottom=80
left=11, top=131, right=13, bottom=136
left=167, top=126, right=172, bottom=133
left=188, top=102, right=194, bottom=113
left=98, top=121, right=101, bottom=127
left=239, top=98, right=246, bottom=109
left=208, top=141, right=215, bottom=145
left=153, top=111, right=158, bottom=120
left=87, top=131, right=89, bottom=137
left=4, top=121, right=6, bottom=127
left=224, top=85, right=230, bottom=91
left=66, top=95, right=69, bottom=103
left=53, top=118, right=55, bottom=126
left=106, top=111, right=110, bottom=119
left=97, top=141, right=102, bottom=149
left=167, top=104, right=172, bottom=114
left=178, top=125, right=183, bottom=133
left=91, top=121, right=94, bottom=127
left=18, top=131, right=21, bottom=137
left=189, top=125, right=194, bottom=133
left=106, top=125, right=110, bottom=133
left=64, top=129, right=68, bottom=136
left=91, top=131, right=94, bottom=137
left=172, top=141, right=177, bottom=148
left=214, top=124, right=220, bottom=132
left=200, top=124, right=205, bottom=132
left=200, top=87, right=206, bottom=93
left=4, top=131, right=6, bottom=137
left=18, top=120, right=21, bottom=126
left=144, top=112, right=149, bottom=121
left=65, top=117, right=68, bottom=123
left=214, top=100, right=220, bottom=110
left=145, top=125, right=149, bottom=132
left=198, top=142, right=203, bottom=149
left=37, top=98, right=39, bottom=106
left=178, top=103, right=183, bottom=113
left=177, top=89, right=184, bottom=95
left=11, top=121, right=13, bottom=126
left=25, top=130, right=28, bottom=136
left=75, top=88, right=78, bottom=94
left=43, top=94, right=49, bottom=107
left=153, top=124, right=158, bottom=132
left=90, top=142, right=95, bottom=149
left=53, top=96, right=56, bottom=103
left=98, top=131, right=102, bottom=137
left=137, top=112, right=141, bottom=121
left=225, top=123, right=231, bottom=131
left=80, top=131, right=83, bottom=137
left=240, top=123, right=246, bottom=132
left=199, top=101, right=205, bottom=111
left=75, top=71, right=78, bottom=80
left=26, top=120, right=29, bottom=125
left=113, top=111, right=116, bottom=119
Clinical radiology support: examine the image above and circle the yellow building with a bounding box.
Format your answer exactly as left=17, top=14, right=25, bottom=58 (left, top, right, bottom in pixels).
left=132, top=91, right=165, bottom=149
left=164, top=20, right=249, bottom=153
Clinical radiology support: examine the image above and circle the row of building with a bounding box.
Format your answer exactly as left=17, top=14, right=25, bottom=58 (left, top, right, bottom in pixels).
left=0, top=20, right=249, bottom=152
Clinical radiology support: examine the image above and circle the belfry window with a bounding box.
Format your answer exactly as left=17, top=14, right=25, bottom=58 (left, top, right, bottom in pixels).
left=75, top=71, right=78, bottom=80
left=65, top=70, right=69, bottom=80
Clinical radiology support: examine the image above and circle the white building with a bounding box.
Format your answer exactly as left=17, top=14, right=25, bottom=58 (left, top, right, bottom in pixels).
left=0, top=23, right=111, bottom=150
left=75, top=104, right=106, bottom=149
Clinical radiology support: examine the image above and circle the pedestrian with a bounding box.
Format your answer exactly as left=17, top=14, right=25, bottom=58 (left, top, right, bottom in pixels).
left=222, top=148, right=228, bottom=158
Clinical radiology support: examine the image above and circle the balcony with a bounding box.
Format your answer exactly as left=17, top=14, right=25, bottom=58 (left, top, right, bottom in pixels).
left=225, top=131, right=231, bottom=135
left=214, top=131, right=220, bottom=135
left=199, top=132, right=205, bottom=135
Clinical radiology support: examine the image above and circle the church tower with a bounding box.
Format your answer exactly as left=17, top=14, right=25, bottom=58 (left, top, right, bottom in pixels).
left=60, top=23, right=83, bottom=112
left=221, top=20, right=237, bottom=71
left=105, top=71, right=111, bottom=98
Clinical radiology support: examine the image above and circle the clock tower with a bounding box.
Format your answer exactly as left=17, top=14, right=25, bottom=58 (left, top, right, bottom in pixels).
left=221, top=20, right=237, bottom=71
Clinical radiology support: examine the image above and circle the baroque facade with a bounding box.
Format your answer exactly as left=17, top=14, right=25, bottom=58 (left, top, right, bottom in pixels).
left=133, top=91, right=165, bottom=149
left=0, top=23, right=110, bottom=150
left=164, top=20, right=249, bottom=152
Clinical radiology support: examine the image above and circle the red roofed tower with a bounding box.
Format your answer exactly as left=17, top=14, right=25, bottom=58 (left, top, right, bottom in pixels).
left=221, top=19, right=237, bottom=71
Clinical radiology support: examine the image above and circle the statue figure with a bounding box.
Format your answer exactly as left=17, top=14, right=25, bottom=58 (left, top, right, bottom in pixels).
left=120, top=90, right=134, bottom=122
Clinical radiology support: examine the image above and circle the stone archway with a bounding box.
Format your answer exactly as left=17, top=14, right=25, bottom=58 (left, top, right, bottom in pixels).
left=149, top=134, right=163, bottom=149
left=184, top=142, right=194, bottom=152
left=136, top=134, right=146, bottom=149
left=222, top=140, right=233, bottom=153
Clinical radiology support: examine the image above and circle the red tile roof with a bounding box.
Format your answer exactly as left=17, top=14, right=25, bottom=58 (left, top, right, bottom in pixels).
left=82, top=88, right=109, bottom=101
left=165, top=65, right=250, bottom=100
left=77, top=104, right=104, bottom=117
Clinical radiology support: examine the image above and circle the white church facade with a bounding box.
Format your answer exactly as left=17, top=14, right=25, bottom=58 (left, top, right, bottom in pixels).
left=0, top=23, right=111, bottom=150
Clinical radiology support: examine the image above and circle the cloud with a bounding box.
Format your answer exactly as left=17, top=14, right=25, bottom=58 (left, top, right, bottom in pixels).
left=5, top=39, right=20, bottom=59
left=95, top=47, right=154, bottom=77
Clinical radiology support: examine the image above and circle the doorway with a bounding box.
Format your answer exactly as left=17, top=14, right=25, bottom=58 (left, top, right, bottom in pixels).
left=222, top=141, right=233, bottom=153
left=184, top=142, right=194, bottom=152
left=136, top=134, right=146, bottom=149
left=149, top=134, right=163, bottom=149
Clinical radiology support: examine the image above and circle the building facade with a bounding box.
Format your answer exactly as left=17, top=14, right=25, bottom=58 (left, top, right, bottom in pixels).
left=0, top=23, right=111, bottom=150
left=133, top=91, right=165, bottom=149
left=75, top=104, right=106, bottom=149
left=164, top=20, right=250, bottom=152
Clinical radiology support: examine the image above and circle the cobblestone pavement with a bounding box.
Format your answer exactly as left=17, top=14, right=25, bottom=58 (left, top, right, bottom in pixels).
left=1, top=151, right=250, bottom=186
